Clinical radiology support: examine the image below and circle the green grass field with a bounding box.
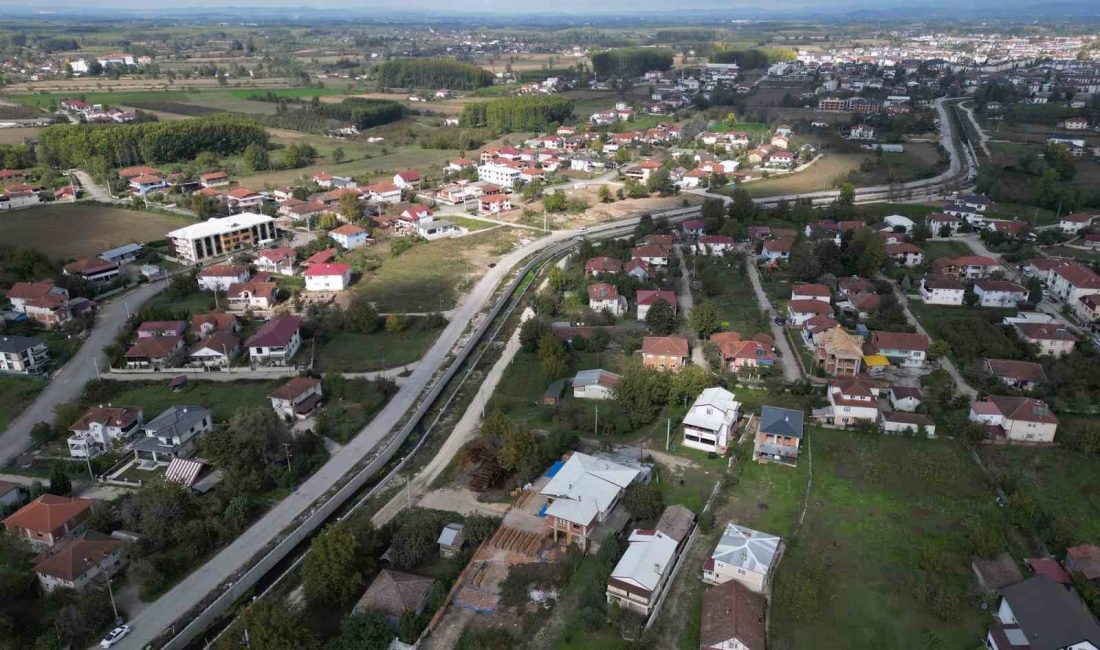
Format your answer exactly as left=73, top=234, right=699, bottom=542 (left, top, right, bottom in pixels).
left=978, top=445, right=1100, bottom=546
left=0, top=203, right=192, bottom=259
left=922, top=239, right=975, bottom=261
left=740, top=153, right=867, bottom=198
left=768, top=431, right=1007, bottom=649
left=98, top=379, right=282, bottom=423
left=236, top=144, right=460, bottom=189
left=9, top=87, right=354, bottom=116
left=699, top=259, right=771, bottom=337
left=0, top=375, right=46, bottom=431
left=447, top=216, right=498, bottom=232
left=315, top=328, right=442, bottom=373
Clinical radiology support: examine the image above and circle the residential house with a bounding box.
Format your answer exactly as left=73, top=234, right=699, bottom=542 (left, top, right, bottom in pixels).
left=969, top=396, right=1058, bottom=443
left=226, top=187, right=264, bottom=211
left=304, top=263, right=352, bottom=292
left=437, top=523, right=465, bottom=558
left=136, top=320, right=186, bottom=339
left=865, top=331, right=930, bottom=368
left=282, top=200, right=326, bottom=222
left=682, top=218, right=706, bottom=237
left=0, top=481, right=22, bottom=509
left=4, top=281, right=67, bottom=314
left=33, top=532, right=124, bottom=593
left=631, top=245, right=670, bottom=268
left=641, top=336, right=689, bottom=372
left=329, top=224, right=370, bottom=250
left=393, top=170, right=421, bottom=190
left=682, top=387, right=741, bottom=455
left=765, top=150, right=794, bottom=169
left=246, top=316, right=302, bottom=366
left=886, top=243, right=924, bottom=267
left=889, top=386, right=923, bottom=412
left=540, top=452, right=642, bottom=550
left=226, top=281, right=278, bottom=311
left=66, top=406, right=143, bottom=459
left=699, top=579, right=766, bottom=650
left=800, top=314, right=840, bottom=348
left=753, top=405, right=804, bottom=467
left=934, top=255, right=1000, bottom=280
left=986, top=575, right=1100, bottom=650
left=269, top=376, right=323, bottom=419
left=123, top=335, right=184, bottom=369
left=927, top=213, right=964, bottom=236
left=128, top=173, right=167, bottom=195
left=364, top=181, right=402, bottom=204
left=696, top=235, right=735, bottom=256
left=131, top=405, right=213, bottom=464
left=786, top=299, right=834, bottom=326
left=478, top=195, right=513, bottom=214
left=703, top=523, right=781, bottom=593
left=23, top=294, right=75, bottom=330
left=785, top=282, right=830, bottom=303
left=879, top=411, right=936, bottom=436
left=0, top=335, right=50, bottom=375
left=588, top=283, right=627, bottom=317
left=354, top=569, right=435, bottom=627
left=822, top=377, right=881, bottom=427
left=984, top=358, right=1048, bottom=390
left=255, top=248, right=297, bottom=276
left=199, top=171, right=229, bottom=188
left=197, top=265, right=251, bottom=292
left=99, top=243, right=143, bottom=265
left=606, top=529, right=679, bottom=617
left=625, top=258, right=651, bottom=281
left=1059, top=213, right=1094, bottom=235
left=572, top=369, right=622, bottom=400
left=1049, top=262, right=1100, bottom=304
left=585, top=257, right=623, bottom=277
left=187, top=332, right=240, bottom=369
left=3, top=495, right=94, bottom=548
left=974, top=280, right=1029, bottom=308
left=636, top=290, right=678, bottom=321
left=713, top=336, right=775, bottom=372
left=920, top=275, right=965, bottom=306
left=63, top=258, right=119, bottom=285
left=760, top=238, right=793, bottom=264
left=1076, top=294, right=1100, bottom=324
left=1012, top=322, right=1076, bottom=357
left=190, top=312, right=241, bottom=338
left=814, top=327, right=864, bottom=376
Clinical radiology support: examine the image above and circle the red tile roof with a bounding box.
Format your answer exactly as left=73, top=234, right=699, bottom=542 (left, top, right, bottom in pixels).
left=792, top=284, right=831, bottom=297
left=33, top=531, right=122, bottom=581
left=303, top=263, right=350, bottom=277
left=198, top=264, right=249, bottom=278
left=270, top=376, right=321, bottom=401
left=125, top=336, right=182, bottom=359
left=63, top=258, right=118, bottom=276
left=636, top=289, right=677, bottom=306
left=585, top=257, right=623, bottom=274
left=5, top=281, right=57, bottom=301
left=642, top=336, right=689, bottom=357
left=867, top=331, right=930, bottom=352
left=69, top=406, right=141, bottom=433
left=787, top=299, right=833, bottom=316
left=246, top=316, right=302, bottom=348
left=3, top=495, right=94, bottom=536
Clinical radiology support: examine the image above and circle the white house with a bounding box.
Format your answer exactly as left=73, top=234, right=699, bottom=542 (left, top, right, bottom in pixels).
left=636, top=290, right=678, bottom=321
left=973, top=280, right=1029, bottom=308
left=696, top=235, right=735, bottom=256
left=245, top=316, right=302, bottom=366
left=822, top=378, right=880, bottom=427
left=255, top=248, right=297, bottom=276
left=197, top=265, right=251, bottom=292
left=920, top=275, right=965, bottom=305
left=703, top=524, right=781, bottom=593
left=790, top=284, right=831, bottom=303
left=682, top=387, right=741, bottom=455
left=605, top=529, right=679, bottom=617
left=1058, top=213, right=1093, bottom=235
left=969, top=396, right=1058, bottom=443
left=760, top=239, right=792, bottom=263
left=883, top=214, right=915, bottom=233
left=66, top=406, right=143, bottom=459
left=329, top=224, right=370, bottom=249
left=786, top=299, right=834, bottom=326
left=572, top=369, right=622, bottom=400
left=303, top=263, right=352, bottom=292
left=540, top=452, right=642, bottom=551
left=269, top=376, right=323, bottom=420
left=587, top=283, right=627, bottom=317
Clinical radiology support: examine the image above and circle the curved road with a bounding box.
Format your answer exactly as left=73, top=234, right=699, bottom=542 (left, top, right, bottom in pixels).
left=1, top=279, right=169, bottom=465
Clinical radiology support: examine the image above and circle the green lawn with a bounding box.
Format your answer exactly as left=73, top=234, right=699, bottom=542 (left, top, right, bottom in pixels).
left=448, top=216, right=498, bottom=232
left=488, top=349, right=627, bottom=429
left=315, top=328, right=441, bottom=373
left=699, top=258, right=771, bottom=338
left=97, top=379, right=282, bottom=423
left=236, top=145, right=460, bottom=189
left=768, top=431, right=1010, bottom=649
left=922, top=239, right=974, bottom=261
left=978, top=445, right=1100, bottom=546
left=142, top=288, right=216, bottom=317
left=0, top=375, right=46, bottom=430
left=10, top=87, right=354, bottom=115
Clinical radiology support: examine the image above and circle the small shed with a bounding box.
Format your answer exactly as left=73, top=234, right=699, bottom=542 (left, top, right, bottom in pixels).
left=972, top=552, right=1024, bottom=594
left=542, top=379, right=566, bottom=404
left=437, top=522, right=466, bottom=558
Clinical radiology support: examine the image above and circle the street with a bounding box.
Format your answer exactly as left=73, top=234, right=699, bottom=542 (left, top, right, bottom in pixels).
left=0, top=279, right=169, bottom=465
left=745, top=259, right=802, bottom=382
left=887, top=279, right=977, bottom=399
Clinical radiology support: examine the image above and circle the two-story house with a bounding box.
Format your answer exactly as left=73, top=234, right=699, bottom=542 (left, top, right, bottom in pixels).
left=682, top=387, right=741, bottom=455
left=33, top=532, right=124, bottom=593
left=823, top=378, right=881, bottom=427
left=969, top=396, right=1058, bottom=444
left=0, top=335, right=50, bottom=375
left=920, top=275, right=965, bottom=306
left=973, top=280, right=1029, bottom=308
left=3, top=495, right=94, bottom=548
left=269, top=376, right=324, bottom=420
left=131, top=405, right=213, bottom=464
left=864, top=331, right=930, bottom=368
left=1012, top=322, right=1076, bottom=357
left=66, top=406, right=143, bottom=459
left=540, top=452, right=642, bottom=551
left=702, top=523, right=781, bottom=593
left=753, top=405, right=804, bottom=466
left=641, top=336, right=689, bottom=371
left=588, top=282, right=627, bottom=317
left=246, top=316, right=302, bottom=366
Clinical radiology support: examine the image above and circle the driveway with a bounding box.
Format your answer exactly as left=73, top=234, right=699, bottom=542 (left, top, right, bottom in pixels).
left=71, top=169, right=117, bottom=203
left=674, top=245, right=708, bottom=368
left=745, top=260, right=801, bottom=381
left=0, top=279, right=170, bottom=465
left=887, top=280, right=977, bottom=399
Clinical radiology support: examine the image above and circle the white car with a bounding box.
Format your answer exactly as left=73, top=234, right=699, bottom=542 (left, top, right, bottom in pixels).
left=101, top=625, right=130, bottom=648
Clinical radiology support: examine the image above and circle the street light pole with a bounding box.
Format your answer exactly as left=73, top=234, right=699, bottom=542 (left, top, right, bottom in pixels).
left=106, top=578, right=120, bottom=622
left=283, top=442, right=292, bottom=473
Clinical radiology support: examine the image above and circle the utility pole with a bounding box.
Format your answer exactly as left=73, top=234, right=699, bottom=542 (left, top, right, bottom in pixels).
left=594, top=405, right=598, bottom=438
left=85, top=454, right=95, bottom=481
left=283, top=442, right=292, bottom=473
left=91, top=357, right=101, bottom=380
left=406, top=474, right=412, bottom=509
left=243, top=629, right=252, bottom=650
left=106, top=578, right=120, bottom=622
left=666, top=418, right=671, bottom=451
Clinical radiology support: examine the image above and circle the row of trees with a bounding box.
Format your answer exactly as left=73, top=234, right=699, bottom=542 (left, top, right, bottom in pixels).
left=590, top=48, right=674, bottom=78
left=0, top=143, right=35, bottom=169
left=315, top=98, right=408, bottom=130
left=37, top=113, right=269, bottom=169
left=460, top=95, right=575, bottom=133
left=375, top=58, right=495, bottom=90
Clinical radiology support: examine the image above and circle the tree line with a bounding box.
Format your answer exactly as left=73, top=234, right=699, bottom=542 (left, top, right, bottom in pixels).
left=460, top=95, right=574, bottom=133
left=36, top=113, right=269, bottom=170
left=590, top=47, right=673, bottom=78
left=0, top=144, right=36, bottom=169
left=316, top=98, right=408, bottom=130
left=375, top=58, right=495, bottom=90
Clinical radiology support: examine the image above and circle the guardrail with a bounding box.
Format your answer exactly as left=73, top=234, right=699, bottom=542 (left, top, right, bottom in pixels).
left=156, top=206, right=704, bottom=649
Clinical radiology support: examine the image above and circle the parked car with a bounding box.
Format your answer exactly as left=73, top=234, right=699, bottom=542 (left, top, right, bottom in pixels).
left=101, top=625, right=130, bottom=648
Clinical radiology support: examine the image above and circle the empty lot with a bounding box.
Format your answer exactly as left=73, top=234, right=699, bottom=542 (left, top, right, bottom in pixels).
left=1, top=204, right=190, bottom=259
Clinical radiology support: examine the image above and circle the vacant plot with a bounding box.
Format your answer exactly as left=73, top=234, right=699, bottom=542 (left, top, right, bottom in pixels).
left=0, top=204, right=191, bottom=259
left=699, top=258, right=771, bottom=337
left=0, top=375, right=46, bottom=431
left=6, top=88, right=331, bottom=116
left=97, top=379, right=282, bottom=423
left=0, top=126, right=41, bottom=144
left=315, top=327, right=442, bottom=373
left=922, top=239, right=974, bottom=261
left=740, top=153, right=867, bottom=197
left=979, top=445, right=1100, bottom=545
left=236, top=144, right=460, bottom=189
left=769, top=432, right=1010, bottom=649
left=348, top=228, right=526, bottom=313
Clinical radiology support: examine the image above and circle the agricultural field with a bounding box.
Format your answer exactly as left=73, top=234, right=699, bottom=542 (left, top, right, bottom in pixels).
left=7, top=87, right=357, bottom=117
left=0, top=375, right=46, bottom=431
left=347, top=226, right=530, bottom=313
left=739, top=153, right=867, bottom=197
left=767, top=432, right=1009, bottom=649
left=235, top=143, right=461, bottom=189
left=0, top=126, right=41, bottom=144
left=698, top=257, right=771, bottom=337
left=978, top=445, right=1100, bottom=546
left=0, top=203, right=191, bottom=259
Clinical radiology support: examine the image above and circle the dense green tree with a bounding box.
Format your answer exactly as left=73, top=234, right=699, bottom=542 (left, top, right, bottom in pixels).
left=688, top=302, right=720, bottom=338
left=217, top=600, right=317, bottom=650
left=303, top=524, right=363, bottom=606
left=519, top=318, right=551, bottom=353
left=623, top=482, right=664, bottom=522
left=613, top=363, right=670, bottom=425
left=538, top=334, right=570, bottom=379
left=376, top=59, right=494, bottom=90
left=47, top=463, right=71, bottom=495
left=460, top=96, right=574, bottom=132
left=644, top=298, right=677, bottom=335
left=591, top=48, right=673, bottom=77
left=201, top=408, right=291, bottom=494
left=242, top=142, right=269, bottom=171
left=327, top=612, right=393, bottom=650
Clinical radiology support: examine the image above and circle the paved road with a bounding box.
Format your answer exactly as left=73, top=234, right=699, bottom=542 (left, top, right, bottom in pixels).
left=674, top=245, right=708, bottom=368
left=744, top=260, right=801, bottom=381
left=958, top=101, right=991, bottom=158
left=72, top=169, right=116, bottom=203
left=1, top=280, right=169, bottom=465
left=887, top=280, right=977, bottom=399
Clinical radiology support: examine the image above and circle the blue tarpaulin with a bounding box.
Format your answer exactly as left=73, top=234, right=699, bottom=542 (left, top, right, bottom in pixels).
left=545, top=459, right=565, bottom=478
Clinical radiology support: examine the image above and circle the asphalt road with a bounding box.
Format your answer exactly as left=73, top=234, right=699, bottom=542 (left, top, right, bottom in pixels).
left=0, top=279, right=169, bottom=465
left=745, top=259, right=802, bottom=382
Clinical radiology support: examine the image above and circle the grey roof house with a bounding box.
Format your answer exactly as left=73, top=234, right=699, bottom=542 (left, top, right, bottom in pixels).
left=753, top=406, right=804, bottom=467
left=131, top=406, right=213, bottom=464
left=354, top=569, right=436, bottom=625
left=437, top=522, right=465, bottom=558
left=987, top=575, right=1100, bottom=650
